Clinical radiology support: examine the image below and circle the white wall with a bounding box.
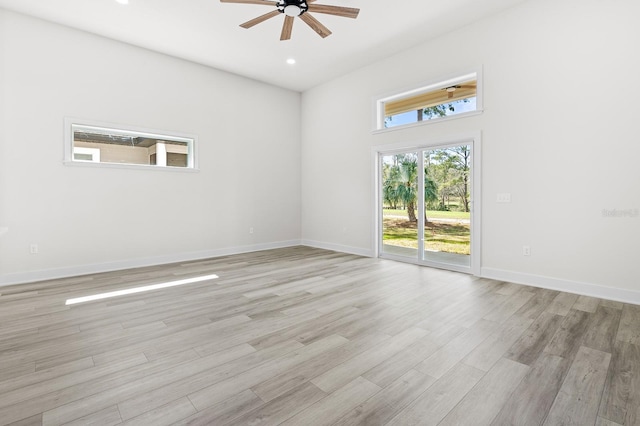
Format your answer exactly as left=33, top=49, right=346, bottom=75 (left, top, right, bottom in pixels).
left=0, top=10, right=301, bottom=284
left=301, top=0, right=640, bottom=300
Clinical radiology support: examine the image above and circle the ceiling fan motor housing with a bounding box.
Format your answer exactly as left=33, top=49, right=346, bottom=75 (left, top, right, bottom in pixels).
left=277, top=0, right=309, bottom=16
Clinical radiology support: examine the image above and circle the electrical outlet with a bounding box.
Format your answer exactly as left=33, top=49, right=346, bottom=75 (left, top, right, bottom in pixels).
left=497, top=193, right=512, bottom=203
left=249, top=227, right=254, bottom=234
left=30, top=244, right=39, bottom=254
left=523, top=245, right=530, bottom=256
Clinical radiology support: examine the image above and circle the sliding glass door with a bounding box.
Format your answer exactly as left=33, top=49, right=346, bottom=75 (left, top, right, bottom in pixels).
left=379, top=141, right=477, bottom=273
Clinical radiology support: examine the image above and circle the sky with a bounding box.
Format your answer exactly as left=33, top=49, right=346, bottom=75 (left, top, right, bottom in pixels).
left=385, top=97, right=477, bottom=128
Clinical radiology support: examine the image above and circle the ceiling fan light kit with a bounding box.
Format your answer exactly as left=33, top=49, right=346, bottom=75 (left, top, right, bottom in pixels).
left=279, top=1, right=308, bottom=17
left=220, top=0, right=360, bottom=41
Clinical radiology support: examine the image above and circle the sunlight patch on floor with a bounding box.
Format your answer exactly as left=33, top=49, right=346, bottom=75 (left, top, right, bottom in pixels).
left=65, top=273, right=219, bottom=305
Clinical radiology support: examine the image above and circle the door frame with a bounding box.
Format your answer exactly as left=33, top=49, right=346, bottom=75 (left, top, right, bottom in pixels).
left=372, top=132, right=482, bottom=276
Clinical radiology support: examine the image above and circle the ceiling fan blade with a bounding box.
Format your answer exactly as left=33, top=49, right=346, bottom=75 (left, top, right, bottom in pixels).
left=308, top=4, right=359, bottom=19
left=281, top=16, right=294, bottom=40
left=220, top=0, right=276, bottom=5
left=448, top=91, right=453, bottom=99
left=240, top=10, right=280, bottom=29
left=299, top=13, right=332, bottom=38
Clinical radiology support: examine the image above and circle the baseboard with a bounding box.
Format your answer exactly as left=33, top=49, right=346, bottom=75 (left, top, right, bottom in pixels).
left=301, top=240, right=374, bottom=258
left=8, top=244, right=633, bottom=307
left=481, top=267, right=640, bottom=305
left=0, top=240, right=301, bottom=287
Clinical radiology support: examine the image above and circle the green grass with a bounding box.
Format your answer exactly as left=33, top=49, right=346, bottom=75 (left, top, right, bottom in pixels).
left=383, top=208, right=470, bottom=220
left=383, top=217, right=470, bottom=255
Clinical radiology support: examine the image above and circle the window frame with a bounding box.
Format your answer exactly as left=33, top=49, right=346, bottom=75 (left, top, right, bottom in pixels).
left=373, top=69, right=483, bottom=133
left=63, top=117, right=199, bottom=172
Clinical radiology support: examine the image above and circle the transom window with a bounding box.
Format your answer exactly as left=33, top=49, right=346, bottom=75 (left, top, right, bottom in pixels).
left=375, top=71, right=481, bottom=130
left=64, top=119, right=197, bottom=170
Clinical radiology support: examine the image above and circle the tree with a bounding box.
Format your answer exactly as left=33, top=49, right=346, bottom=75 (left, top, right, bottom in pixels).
left=383, top=154, right=439, bottom=222
left=424, top=167, right=439, bottom=213
left=419, top=98, right=472, bottom=121
left=382, top=162, right=400, bottom=209
left=385, top=98, right=471, bottom=128
left=384, top=155, right=418, bottom=222
left=429, top=146, right=471, bottom=212
left=420, top=104, right=453, bottom=120
left=447, top=146, right=471, bottom=212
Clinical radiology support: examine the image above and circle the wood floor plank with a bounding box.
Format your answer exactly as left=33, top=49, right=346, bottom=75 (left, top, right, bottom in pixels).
left=62, top=405, right=122, bottom=426
left=386, top=362, right=485, bottom=426
left=505, top=311, right=564, bottom=366
left=546, top=292, right=579, bottom=316
left=601, top=299, right=624, bottom=310
left=247, top=306, right=360, bottom=351
left=482, top=289, right=535, bottom=323
left=177, top=389, right=264, bottom=426
left=0, top=353, right=149, bottom=413
left=463, top=315, right=533, bottom=372
left=0, top=357, right=94, bottom=395
left=595, top=417, right=623, bottom=426
left=5, top=414, right=43, bottom=426
left=543, top=309, right=592, bottom=360
left=188, top=334, right=349, bottom=412
left=116, top=340, right=301, bottom=421
left=38, top=350, right=199, bottom=426
left=598, top=340, right=640, bottom=425
left=232, top=382, right=326, bottom=426
left=415, top=319, right=497, bottom=379
left=333, top=369, right=435, bottom=426
left=0, top=363, right=36, bottom=384
left=495, top=281, right=521, bottom=296
left=573, top=295, right=601, bottom=313
left=439, top=357, right=529, bottom=425
left=121, top=397, right=197, bottom=426
left=616, top=304, right=640, bottom=345
left=252, top=333, right=389, bottom=402
left=583, top=305, right=622, bottom=353
left=310, top=327, right=427, bottom=393
left=543, top=346, right=611, bottom=426
left=491, top=353, right=571, bottom=426
left=514, top=288, right=560, bottom=320
left=361, top=333, right=443, bottom=388
left=280, top=376, right=380, bottom=426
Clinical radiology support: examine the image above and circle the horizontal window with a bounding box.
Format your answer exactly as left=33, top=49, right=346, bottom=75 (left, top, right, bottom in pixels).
left=64, top=119, right=197, bottom=170
left=375, top=72, right=481, bottom=130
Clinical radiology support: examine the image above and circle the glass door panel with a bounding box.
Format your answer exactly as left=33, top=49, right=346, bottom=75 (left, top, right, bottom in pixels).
left=381, top=152, right=419, bottom=260
left=423, top=145, right=471, bottom=268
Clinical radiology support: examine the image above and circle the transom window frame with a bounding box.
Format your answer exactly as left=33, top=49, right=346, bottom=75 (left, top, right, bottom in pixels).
left=63, top=117, right=199, bottom=172
left=373, top=69, right=484, bottom=133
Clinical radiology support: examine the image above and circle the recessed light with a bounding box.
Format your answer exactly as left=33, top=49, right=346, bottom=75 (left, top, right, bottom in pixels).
left=115, top=0, right=129, bottom=5
left=286, top=58, right=296, bottom=65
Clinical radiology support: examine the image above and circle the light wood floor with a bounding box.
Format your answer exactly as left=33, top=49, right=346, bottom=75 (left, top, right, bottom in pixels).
left=1, top=247, right=639, bottom=426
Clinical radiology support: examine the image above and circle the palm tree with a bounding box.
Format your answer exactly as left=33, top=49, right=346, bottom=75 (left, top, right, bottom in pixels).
left=424, top=173, right=439, bottom=222
left=384, top=155, right=438, bottom=223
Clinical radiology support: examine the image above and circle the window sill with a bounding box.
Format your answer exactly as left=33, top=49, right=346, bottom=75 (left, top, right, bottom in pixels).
left=63, top=160, right=200, bottom=173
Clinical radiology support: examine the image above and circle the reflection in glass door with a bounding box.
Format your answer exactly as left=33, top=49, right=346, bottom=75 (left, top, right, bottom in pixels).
left=379, top=142, right=475, bottom=273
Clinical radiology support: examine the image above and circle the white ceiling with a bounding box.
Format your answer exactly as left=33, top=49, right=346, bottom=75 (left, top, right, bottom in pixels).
left=0, top=0, right=527, bottom=92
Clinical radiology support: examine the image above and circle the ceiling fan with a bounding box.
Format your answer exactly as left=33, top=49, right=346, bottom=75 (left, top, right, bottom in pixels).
left=443, top=82, right=476, bottom=99
left=220, top=0, right=360, bottom=41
